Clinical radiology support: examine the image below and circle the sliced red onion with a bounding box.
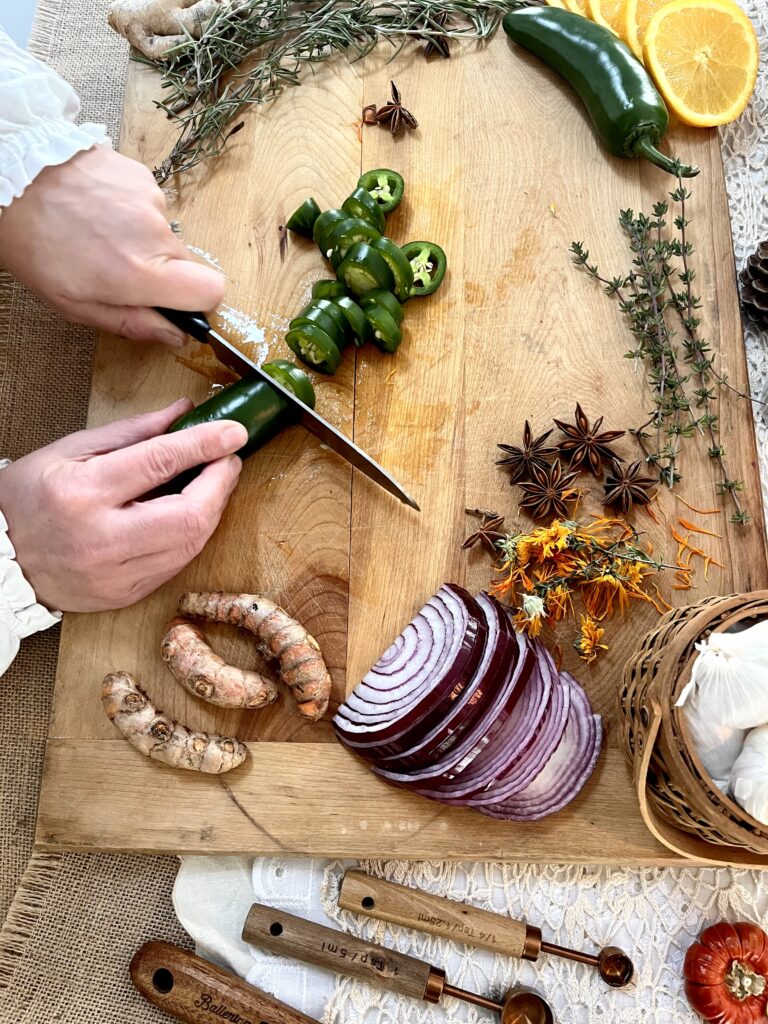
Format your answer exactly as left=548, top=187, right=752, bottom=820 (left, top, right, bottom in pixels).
left=332, top=585, right=487, bottom=743
left=480, top=674, right=602, bottom=821
left=372, top=628, right=534, bottom=786
left=368, top=593, right=518, bottom=768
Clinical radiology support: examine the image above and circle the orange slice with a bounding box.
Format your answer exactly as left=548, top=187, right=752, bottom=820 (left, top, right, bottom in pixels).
left=644, top=0, right=759, bottom=126
left=546, top=0, right=568, bottom=7
left=623, top=0, right=677, bottom=58
left=587, top=0, right=625, bottom=34
left=564, top=0, right=588, bottom=13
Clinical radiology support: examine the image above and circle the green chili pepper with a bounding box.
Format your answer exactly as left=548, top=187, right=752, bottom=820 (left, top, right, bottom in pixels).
left=332, top=295, right=369, bottom=346
left=371, top=236, right=414, bottom=302
left=337, top=243, right=396, bottom=297
left=502, top=8, right=699, bottom=178
left=168, top=360, right=315, bottom=460
left=364, top=304, right=403, bottom=354
left=361, top=289, right=404, bottom=326
left=357, top=169, right=405, bottom=214
left=401, top=241, right=447, bottom=297
left=286, top=197, right=321, bottom=238
left=286, top=322, right=343, bottom=374
left=342, top=188, right=386, bottom=232
left=312, top=279, right=348, bottom=301
left=325, top=217, right=381, bottom=267
left=312, top=209, right=347, bottom=253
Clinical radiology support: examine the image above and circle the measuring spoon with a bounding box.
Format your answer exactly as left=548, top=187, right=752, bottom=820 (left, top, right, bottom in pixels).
left=242, top=903, right=553, bottom=1024
left=340, top=870, right=634, bottom=988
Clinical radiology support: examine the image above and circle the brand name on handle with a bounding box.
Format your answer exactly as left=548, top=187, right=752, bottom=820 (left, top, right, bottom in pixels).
left=194, top=992, right=254, bottom=1023
left=320, top=941, right=399, bottom=975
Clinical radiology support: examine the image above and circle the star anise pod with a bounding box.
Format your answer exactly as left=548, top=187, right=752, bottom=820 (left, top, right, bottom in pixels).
left=375, top=81, right=419, bottom=135
left=421, top=12, right=452, bottom=58
left=462, top=510, right=506, bottom=554
left=518, top=461, right=579, bottom=521
left=361, top=103, right=378, bottom=126
left=497, top=421, right=557, bottom=484
left=602, top=460, right=657, bottom=515
left=554, top=403, right=625, bottom=478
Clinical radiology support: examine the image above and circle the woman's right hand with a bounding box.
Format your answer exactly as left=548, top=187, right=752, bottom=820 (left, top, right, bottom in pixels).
left=0, top=401, right=247, bottom=612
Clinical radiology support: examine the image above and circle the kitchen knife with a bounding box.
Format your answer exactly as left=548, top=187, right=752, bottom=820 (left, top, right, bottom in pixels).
left=130, top=940, right=322, bottom=1024
left=156, top=307, right=419, bottom=510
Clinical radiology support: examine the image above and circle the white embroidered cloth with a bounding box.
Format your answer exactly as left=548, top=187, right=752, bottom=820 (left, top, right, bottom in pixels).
left=174, top=4, right=768, bottom=1022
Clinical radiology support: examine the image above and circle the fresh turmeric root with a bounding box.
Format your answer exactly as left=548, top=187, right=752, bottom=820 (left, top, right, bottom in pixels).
left=161, top=619, right=279, bottom=709
left=178, top=592, right=331, bottom=721
left=107, top=0, right=226, bottom=61
left=102, top=671, right=247, bottom=773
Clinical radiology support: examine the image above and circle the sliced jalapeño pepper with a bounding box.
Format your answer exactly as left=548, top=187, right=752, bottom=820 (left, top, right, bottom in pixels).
left=361, top=289, right=404, bottom=326
left=312, top=279, right=348, bottom=301
left=326, top=217, right=381, bottom=267
left=401, top=241, right=447, bottom=297
left=290, top=308, right=346, bottom=351
left=370, top=236, right=414, bottom=302
left=261, top=358, right=316, bottom=409
left=332, top=295, right=369, bottom=346
left=336, top=242, right=395, bottom=298
left=168, top=361, right=315, bottom=460
left=364, top=304, right=403, bottom=354
left=286, top=322, right=342, bottom=375
left=357, top=169, right=405, bottom=215
left=342, top=188, right=386, bottom=233
left=286, top=197, right=321, bottom=238
left=312, top=209, right=347, bottom=252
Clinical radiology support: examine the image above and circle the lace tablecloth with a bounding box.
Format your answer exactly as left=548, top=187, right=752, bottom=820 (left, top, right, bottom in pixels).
left=175, top=8, right=768, bottom=1019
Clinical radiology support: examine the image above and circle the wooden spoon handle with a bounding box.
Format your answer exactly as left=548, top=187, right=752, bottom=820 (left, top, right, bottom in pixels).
left=242, top=902, right=438, bottom=1002
left=130, top=940, right=320, bottom=1024
left=339, top=870, right=541, bottom=961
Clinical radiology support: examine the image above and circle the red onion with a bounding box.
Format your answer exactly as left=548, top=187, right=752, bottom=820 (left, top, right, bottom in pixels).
left=333, top=584, right=602, bottom=822
left=333, top=586, right=487, bottom=745
left=480, top=673, right=602, bottom=821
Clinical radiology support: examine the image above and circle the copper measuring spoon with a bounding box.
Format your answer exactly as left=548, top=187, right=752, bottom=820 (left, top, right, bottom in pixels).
left=242, top=903, right=554, bottom=1024
left=340, top=870, right=635, bottom=989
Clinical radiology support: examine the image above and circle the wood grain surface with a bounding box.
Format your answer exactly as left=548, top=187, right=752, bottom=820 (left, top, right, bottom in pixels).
left=36, top=31, right=768, bottom=861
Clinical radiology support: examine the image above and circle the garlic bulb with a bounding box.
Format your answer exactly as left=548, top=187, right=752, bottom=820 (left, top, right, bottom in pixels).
left=681, top=697, right=745, bottom=790
left=675, top=621, right=768, bottom=729
left=730, top=725, right=768, bottom=825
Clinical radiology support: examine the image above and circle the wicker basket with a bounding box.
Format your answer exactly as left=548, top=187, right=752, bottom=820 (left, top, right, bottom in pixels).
left=619, top=591, right=768, bottom=864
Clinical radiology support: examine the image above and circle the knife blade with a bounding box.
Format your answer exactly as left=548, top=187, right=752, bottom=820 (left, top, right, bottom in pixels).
left=156, top=307, right=419, bottom=510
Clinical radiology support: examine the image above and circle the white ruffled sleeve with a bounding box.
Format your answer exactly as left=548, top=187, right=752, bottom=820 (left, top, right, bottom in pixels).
left=0, top=25, right=111, bottom=209
left=0, top=502, right=61, bottom=675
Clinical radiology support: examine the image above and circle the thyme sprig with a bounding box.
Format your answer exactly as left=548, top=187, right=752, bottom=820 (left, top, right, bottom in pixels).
left=142, top=0, right=534, bottom=182
left=570, top=175, right=750, bottom=525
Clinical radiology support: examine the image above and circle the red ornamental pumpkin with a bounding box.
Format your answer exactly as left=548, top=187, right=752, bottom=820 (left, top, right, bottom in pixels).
left=685, top=922, right=768, bottom=1024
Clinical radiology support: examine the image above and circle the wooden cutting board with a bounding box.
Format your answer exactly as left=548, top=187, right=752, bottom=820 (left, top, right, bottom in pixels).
left=35, top=31, right=768, bottom=862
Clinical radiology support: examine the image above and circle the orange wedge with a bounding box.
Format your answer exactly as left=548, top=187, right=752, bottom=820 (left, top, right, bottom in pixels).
left=546, top=0, right=568, bottom=6
left=587, top=0, right=625, bottom=34
left=644, top=0, right=759, bottom=126
left=622, top=0, right=677, bottom=58
left=564, top=0, right=589, bottom=13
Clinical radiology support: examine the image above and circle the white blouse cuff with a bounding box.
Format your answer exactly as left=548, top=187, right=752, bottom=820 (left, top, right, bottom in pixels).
left=0, top=503, right=61, bottom=676
left=0, top=118, right=109, bottom=209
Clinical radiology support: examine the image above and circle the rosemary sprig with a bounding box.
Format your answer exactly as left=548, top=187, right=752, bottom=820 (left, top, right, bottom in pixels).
left=571, top=177, right=750, bottom=525
left=143, top=0, right=535, bottom=182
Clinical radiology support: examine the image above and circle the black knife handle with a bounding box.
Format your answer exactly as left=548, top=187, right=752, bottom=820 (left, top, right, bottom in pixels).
left=155, top=307, right=212, bottom=345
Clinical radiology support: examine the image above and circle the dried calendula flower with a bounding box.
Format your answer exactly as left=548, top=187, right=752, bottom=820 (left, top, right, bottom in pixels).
left=603, top=459, right=657, bottom=514
left=554, top=403, right=625, bottom=478
left=375, top=80, right=419, bottom=135
left=518, top=461, right=579, bottom=521
left=497, top=420, right=557, bottom=484
left=574, top=615, right=608, bottom=665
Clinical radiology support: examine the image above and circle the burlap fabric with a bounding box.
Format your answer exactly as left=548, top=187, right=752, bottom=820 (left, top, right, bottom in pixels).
left=0, top=3, right=187, bottom=1021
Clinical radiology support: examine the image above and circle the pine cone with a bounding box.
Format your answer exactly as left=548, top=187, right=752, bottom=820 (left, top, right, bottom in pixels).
left=740, top=241, right=768, bottom=327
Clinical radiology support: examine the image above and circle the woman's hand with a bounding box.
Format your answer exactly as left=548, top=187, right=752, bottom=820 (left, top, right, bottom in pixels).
left=0, top=401, right=247, bottom=612
left=0, top=145, right=224, bottom=347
